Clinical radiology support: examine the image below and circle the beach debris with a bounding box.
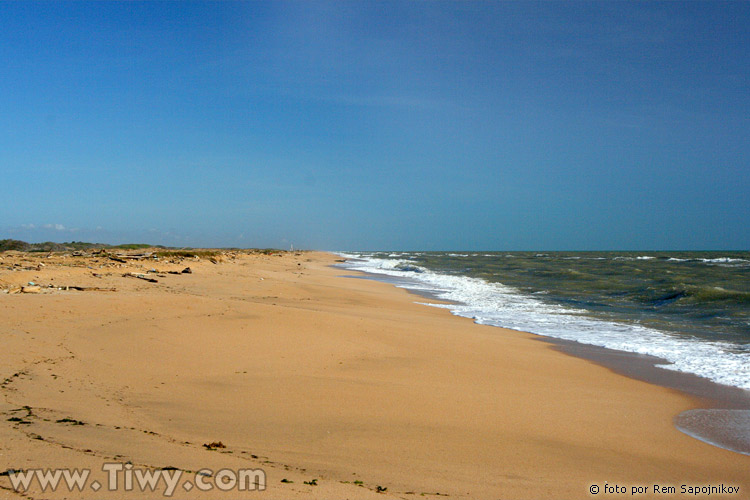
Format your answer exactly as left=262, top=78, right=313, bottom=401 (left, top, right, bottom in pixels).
left=118, top=252, right=153, bottom=260
left=181, top=267, right=192, bottom=274
left=21, top=285, right=41, bottom=293
left=303, top=479, right=318, bottom=486
left=56, top=417, right=86, bottom=425
left=280, top=478, right=293, bottom=483
left=123, top=272, right=158, bottom=283
left=66, top=286, right=117, bottom=292
left=105, top=251, right=154, bottom=263
left=202, top=441, right=226, bottom=450
left=376, top=485, right=387, bottom=493
left=0, top=469, right=24, bottom=477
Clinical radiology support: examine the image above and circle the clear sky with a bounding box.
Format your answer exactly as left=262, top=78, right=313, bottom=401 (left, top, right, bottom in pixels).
left=1, top=1, right=748, bottom=250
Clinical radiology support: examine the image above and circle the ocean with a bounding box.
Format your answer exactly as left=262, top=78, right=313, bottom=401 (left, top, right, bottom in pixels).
left=337, top=251, right=750, bottom=392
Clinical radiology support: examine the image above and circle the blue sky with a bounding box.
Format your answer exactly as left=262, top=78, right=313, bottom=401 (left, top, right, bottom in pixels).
left=1, top=1, right=748, bottom=250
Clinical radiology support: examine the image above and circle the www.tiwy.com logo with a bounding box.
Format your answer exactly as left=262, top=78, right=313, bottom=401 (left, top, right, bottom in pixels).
left=6, top=463, right=266, bottom=496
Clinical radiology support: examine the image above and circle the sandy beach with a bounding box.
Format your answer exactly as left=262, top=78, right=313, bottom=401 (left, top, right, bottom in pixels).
left=0, top=250, right=747, bottom=499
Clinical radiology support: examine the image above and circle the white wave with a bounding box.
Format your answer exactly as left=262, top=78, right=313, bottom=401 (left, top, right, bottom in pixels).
left=665, top=256, right=750, bottom=267
left=337, top=253, right=750, bottom=390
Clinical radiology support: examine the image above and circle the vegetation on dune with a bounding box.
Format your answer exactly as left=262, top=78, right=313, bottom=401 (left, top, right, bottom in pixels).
left=0, top=239, right=110, bottom=252
left=0, top=239, right=299, bottom=255
left=0, top=239, right=28, bottom=252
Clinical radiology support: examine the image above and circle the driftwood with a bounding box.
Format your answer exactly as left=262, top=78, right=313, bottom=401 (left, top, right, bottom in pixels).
left=123, top=272, right=158, bottom=283
left=66, top=286, right=117, bottom=292
left=115, top=252, right=154, bottom=260
left=166, top=268, right=192, bottom=275
left=106, top=252, right=153, bottom=263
